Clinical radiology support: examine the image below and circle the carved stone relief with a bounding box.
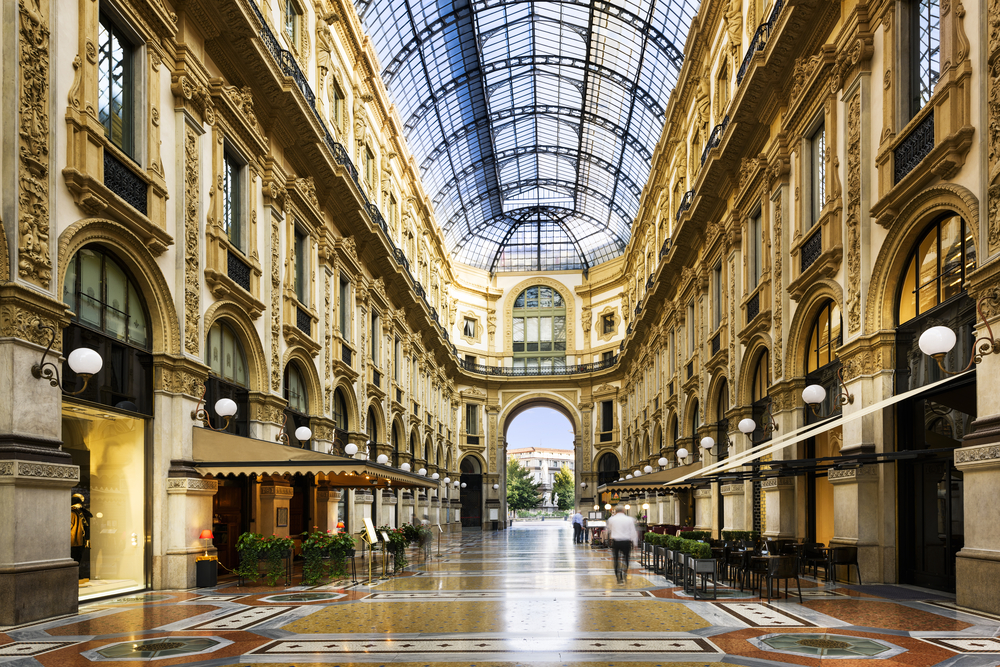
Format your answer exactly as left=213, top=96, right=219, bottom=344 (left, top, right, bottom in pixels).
left=846, top=94, right=862, bottom=333
left=772, top=195, right=783, bottom=377
left=18, top=0, right=52, bottom=288
left=184, top=129, right=200, bottom=354
left=270, top=215, right=281, bottom=391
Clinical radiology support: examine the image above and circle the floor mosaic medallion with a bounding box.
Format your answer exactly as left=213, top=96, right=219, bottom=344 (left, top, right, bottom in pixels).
left=87, top=636, right=230, bottom=660
left=752, top=632, right=906, bottom=659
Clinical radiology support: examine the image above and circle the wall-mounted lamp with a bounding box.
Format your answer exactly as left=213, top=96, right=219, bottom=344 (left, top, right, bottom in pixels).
left=593, top=504, right=599, bottom=511
left=632, top=469, right=641, bottom=477
left=624, top=503, right=631, bottom=511
left=920, top=297, right=1000, bottom=372
left=345, top=443, right=359, bottom=456
left=31, top=323, right=103, bottom=395
left=453, top=480, right=460, bottom=488
left=580, top=481, right=588, bottom=489
left=400, top=461, right=411, bottom=471
left=277, top=413, right=311, bottom=446
left=700, top=436, right=728, bottom=457
left=492, top=483, right=500, bottom=490
left=376, top=454, right=389, bottom=464
left=625, top=474, right=633, bottom=479
left=418, top=468, right=427, bottom=476
left=657, top=457, right=668, bottom=468
left=460, top=482, right=467, bottom=488
left=643, top=465, right=653, bottom=474
left=604, top=503, right=612, bottom=510
left=444, top=477, right=451, bottom=484
left=191, top=385, right=238, bottom=431
left=431, top=472, right=440, bottom=480
left=676, top=447, right=689, bottom=463
left=802, top=367, right=854, bottom=415
left=737, top=399, right=778, bottom=441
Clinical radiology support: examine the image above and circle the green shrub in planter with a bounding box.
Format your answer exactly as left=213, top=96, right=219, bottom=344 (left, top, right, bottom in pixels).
left=326, top=533, right=356, bottom=579
left=235, top=532, right=264, bottom=583
left=259, top=535, right=294, bottom=586
left=380, top=525, right=409, bottom=570
left=690, top=542, right=712, bottom=560
left=680, top=530, right=712, bottom=542
left=666, top=536, right=684, bottom=551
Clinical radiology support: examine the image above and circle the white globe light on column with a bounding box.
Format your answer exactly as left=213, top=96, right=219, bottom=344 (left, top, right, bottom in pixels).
left=658, top=457, right=668, bottom=467
left=400, top=462, right=411, bottom=471
left=918, top=325, right=958, bottom=357
left=625, top=474, right=632, bottom=479
left=580, top=481, right=587, bottom=488
left=418, top=468, right=427, bottom=476
left=738, top=418, right=756, bottom=434
left=443, top=477, right=451, bottom=484
left=376, top=454, right=389, bottom=464
left=461, top=482, right=466, bottom=488
left=431, top=472, right=440, bottom=479
left=700, top=436, right=715, bottom=450
left=492, top=483, right=499, bottom=490
left=294, top=426, right=313, bottom=442
left=643, top=465, right=653, bottom=474
left=802, top=384, right=827, bottom=406
left=676, top=447, right=689, bottom=461
left=67, top=347, right=103, bottom=376
left=633, top=469, right=641, bottom=477
left=345, top=443, right=359, bottom=456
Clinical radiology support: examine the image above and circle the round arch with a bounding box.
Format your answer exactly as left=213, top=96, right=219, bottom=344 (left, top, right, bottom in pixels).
left=681, top=392, right=701, bottom=438
left=58, top=219, right=181, bottom=355
left=736, top=334, right=773, bottom=407
left=366, top=399, right=386, bottom=443
left=866, top=184, right=980, bottom=333
left=652, top=420, right=664, bottom=456
left=706, top=371, right=731, bottom=422
left=391, top=415, right=406, bottom=452
left=499, top=391, right=581, bottom=441
left=204, top=301, right=268, bottom=393
left=501, top=277, right=577, bottom=357
left=333, top=379, right=360, bottom=431
left=784, top=280, right=844, bottom=380
left=459, top=452, right=485, bottom=473
left=281, top=347, right=323, bottom=415
left=409, top=427, right=420, bottom=456
left=423, top=435, right=435, bottom=464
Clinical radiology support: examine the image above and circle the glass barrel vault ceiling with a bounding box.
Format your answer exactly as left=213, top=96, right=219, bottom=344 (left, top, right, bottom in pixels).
left=355, top=0, right=700, bottom=272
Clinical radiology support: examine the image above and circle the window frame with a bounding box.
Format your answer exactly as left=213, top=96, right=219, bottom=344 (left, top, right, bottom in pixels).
left=97, top=10, right=139, bottom=158
left=748, top=210, right=763, bottom=290
left=339, top=276, right=351, bottom=341
left=511, top=285, right=568, bottom=369
left=222, top=145, right=247, bottom=252
left=896, top=214, right=975, bottom=325
left=809, top=121, right=826, bottom=227
left=293, top=226, right=309, bottom=307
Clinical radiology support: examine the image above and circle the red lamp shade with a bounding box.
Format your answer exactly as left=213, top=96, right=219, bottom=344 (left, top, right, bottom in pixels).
left=199, top=529, right=214, bottom=540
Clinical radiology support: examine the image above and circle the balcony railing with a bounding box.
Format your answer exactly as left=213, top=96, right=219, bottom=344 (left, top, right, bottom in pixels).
left=747, top=291, right=760, bottom=323
left=736, top=0, right=785, bottom=85
left=660, top=238, right=671, bottom=259
left=701, top=115, right=730, bottom=165
left=104, top=150, right=148, bottom=215
left=676, top=190, right=694, bottom=221
left=711, top=333, right=721, bottom=356
left=459, top=355, right=617, bottom=376
left=227, top=250, right=251, bottom=292
left=800, top=228, right=822, bottom=273
left=341, top=345, right=353, bottom=367
left=296, top=306, right=311, bottom=336
left=894, top=111, right=934, bottom=184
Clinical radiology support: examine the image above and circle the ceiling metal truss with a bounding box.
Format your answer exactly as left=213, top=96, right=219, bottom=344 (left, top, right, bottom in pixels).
left=355, top=0, right=698, bottom=271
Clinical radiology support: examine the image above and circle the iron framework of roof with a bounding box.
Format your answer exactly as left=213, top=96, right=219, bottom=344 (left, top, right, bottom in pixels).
left=355, top=0, right=699, bottom=272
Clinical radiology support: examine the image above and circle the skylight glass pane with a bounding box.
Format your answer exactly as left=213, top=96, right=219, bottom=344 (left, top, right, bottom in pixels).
left=356, top=0, right=695, bottom=271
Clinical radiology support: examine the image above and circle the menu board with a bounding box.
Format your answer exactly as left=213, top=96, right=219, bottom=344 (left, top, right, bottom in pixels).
left=362, top=517, right=379, bottom=544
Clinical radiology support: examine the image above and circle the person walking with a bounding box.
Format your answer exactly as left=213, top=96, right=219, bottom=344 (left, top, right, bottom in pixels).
left=571, top=510, right=584, bottom=544
left=582, top=516, right=589, bottom=543
left=606, top=507, right=639, bottom=583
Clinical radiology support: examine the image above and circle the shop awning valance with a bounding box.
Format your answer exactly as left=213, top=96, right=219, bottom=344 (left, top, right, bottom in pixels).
left=667, top=370, right=973, bottom=487
left=192, top=428, right=436, bottom=489
left=597, top=462, right=702, bottom=494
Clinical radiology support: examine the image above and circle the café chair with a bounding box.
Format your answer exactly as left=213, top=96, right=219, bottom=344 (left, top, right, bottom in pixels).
left=760, top=555, right=802, bottom=603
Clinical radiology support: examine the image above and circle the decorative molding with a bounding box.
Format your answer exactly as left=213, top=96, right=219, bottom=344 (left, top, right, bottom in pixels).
left=828, top=465, right=879, bottom=482
left=846, top=93, right=862, bottom=334
left=772, top=194, right=783, bottom=377
left=0, top=461, right=79, bottom=482
left=166, top=477, right=219, bottom=495
left=596, top=305, right=620, bottom=343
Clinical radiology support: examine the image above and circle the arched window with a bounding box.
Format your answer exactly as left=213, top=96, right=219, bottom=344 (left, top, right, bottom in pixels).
left=366, top=407, right=378, bottom=457
left=596, top=452, right=619, bottom=486
left=512, top=285, right=567, bottom=371
left=283, top=362, right=310, bottom=448
left=752, top=349, right=770, bottom=402
left=806, top=301, right=842, bottom=374
left=63, top=246, right=149, bottom=348
left=62, top=246, right=153, bottom=414
left=333, top=388, right=349, bottom=431
left=689, top=399, right=700, bottom=444
left=392, top=422, right=401, bottom=466
left=715, top=379, right=729, bottom=460
left=409, top=431, right=417, bottom=456
left=898, top=215, right=975, bottom=325
left=206, top=321, right=250, bottom=436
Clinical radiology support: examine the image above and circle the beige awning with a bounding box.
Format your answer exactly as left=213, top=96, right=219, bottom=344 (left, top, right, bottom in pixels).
left=598, top=462, right=701, bottom=493
left=192, top=428, right=436, bottom=488
left=667, top=370, right=974, bottom=487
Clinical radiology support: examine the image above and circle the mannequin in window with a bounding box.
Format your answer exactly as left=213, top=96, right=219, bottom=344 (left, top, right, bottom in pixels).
left=71, top=493, right=93, bottom=582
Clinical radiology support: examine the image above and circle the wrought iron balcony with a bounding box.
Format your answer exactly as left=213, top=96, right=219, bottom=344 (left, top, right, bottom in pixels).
left=736, top=0, right=785, bottom=85
left=701, top=115, right=730, bottom=165
left=227, top=250, right=251, bottom=292
left=747, top=291, right=760, bottom=323
left=296, top=306, right=311, bottom=336
left=104, top=150, right=147, bottom=215
left=800, top=228, right=822, bottom=273
left=894, top=111, right=934, bottom=184
left=676, top=190, right=694, bottom=221
left=458, top=355, right=618, bottom=377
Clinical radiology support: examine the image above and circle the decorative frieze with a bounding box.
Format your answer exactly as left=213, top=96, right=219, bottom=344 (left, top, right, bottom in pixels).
left=0, top=460, right=79, bottom=482
left=166, top=477, right=219, bottom=495
left=184, top=128, right=200, bottom=354
left=828, top=465, right=879, bottom=483
left=846, top=93, right=862, bottom=334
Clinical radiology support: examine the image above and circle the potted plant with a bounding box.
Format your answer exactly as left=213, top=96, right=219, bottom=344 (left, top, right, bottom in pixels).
left=326, top=532, right=356, bottom=579
left=301, top=528, right=335, bottom=585
left=379, top=525, right=409, bottom=571
left=236, top=532, right=264, bottom=584
left=259, top=534, right=294, bottom=586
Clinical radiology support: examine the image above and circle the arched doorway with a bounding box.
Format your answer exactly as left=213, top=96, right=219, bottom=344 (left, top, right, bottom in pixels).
left=505, top=406, right=575, bottom=512
left=460, top=455, right=483, bottom=528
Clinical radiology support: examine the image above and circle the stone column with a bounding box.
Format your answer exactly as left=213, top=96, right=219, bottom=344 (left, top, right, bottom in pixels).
left=315, top=484, right=340, bottom=532
left=721, top=483, right=745, bottom=531
left=259, top=478, right=293, bottom=538
left=761, top=477, right=796, bottom=538
left=400, top=490, right=414, bottom=525
left=827, top=465, right=879, bottom=583
left=955, top=429, right=1000, bottom=613
left=0, top=289, right=80, bottom=624
left=693, top=488, right=713, bottom=531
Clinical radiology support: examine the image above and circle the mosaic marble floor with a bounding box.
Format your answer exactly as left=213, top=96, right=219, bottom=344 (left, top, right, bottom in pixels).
left=2, top=523, right=999, bottom=666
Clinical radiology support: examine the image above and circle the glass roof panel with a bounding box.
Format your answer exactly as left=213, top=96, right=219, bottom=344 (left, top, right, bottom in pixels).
left=355, top=0, right=699, bottom=271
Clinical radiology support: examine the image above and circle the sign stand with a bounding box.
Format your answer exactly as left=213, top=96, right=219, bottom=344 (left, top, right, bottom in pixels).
left=361, top=518, right=380, bottom=586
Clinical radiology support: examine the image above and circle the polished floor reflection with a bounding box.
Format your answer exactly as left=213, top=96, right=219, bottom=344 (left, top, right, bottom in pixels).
left=2, top=522, right=998, bottom=666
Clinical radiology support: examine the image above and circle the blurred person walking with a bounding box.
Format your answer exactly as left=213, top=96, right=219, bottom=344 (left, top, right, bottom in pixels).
left=606, top=507, right=638, bottom=583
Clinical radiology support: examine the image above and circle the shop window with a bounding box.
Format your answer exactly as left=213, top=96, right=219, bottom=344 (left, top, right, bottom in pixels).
left=333, top=387, right=349, bottom=431
left=98, top=12, right=135, bottom=157
left=806, top=301, right=843, bottom=374
left=897, top=215, right=975, bottom=325
left=222, top=148, right=245, bottom=252
left=62, top=246, right=152, bottom=414
left=512, top=285, right=566, bottom=369
left=63, top=403, right=147, bottom=600
left=206, top=320, right=250, bottom=436
left=283, top=362, right=310, bottom=448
